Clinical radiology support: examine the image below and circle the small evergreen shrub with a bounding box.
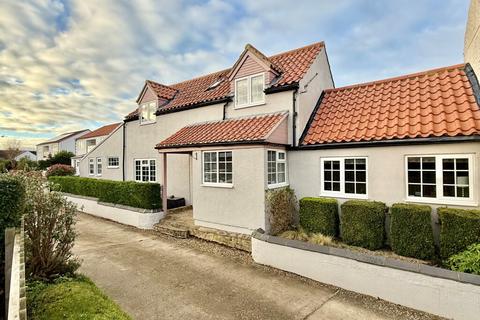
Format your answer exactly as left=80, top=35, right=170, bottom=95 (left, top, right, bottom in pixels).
left=46, top=164, right=75, bottom=177
left=446, top=243, right=480, bottom=275
left=299, top=197, right=338, bottom=236
left=390, top=203, right=435, bottom=260
left=438, top=207, right=480, bottom=259
left=49, top=176, right=161, bottom=210
left=265, top=187, right=297, bottom=235
left=340, top=200, right=386, bottom=250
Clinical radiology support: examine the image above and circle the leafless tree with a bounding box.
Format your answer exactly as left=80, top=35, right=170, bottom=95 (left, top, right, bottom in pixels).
left=3, top=138, right=22, bottom=160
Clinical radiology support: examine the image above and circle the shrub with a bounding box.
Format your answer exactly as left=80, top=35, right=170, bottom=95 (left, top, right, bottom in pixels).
left=308, top=233, right=333, bottom=246
left=446, top=243, right=480, bottom=275
left=265, top=187, right=297, bottom=235
left=16, top=158, right=38, bottom=171
left=299, top=197, right=338, bottom=237
left=340, top=200, right=386, bottom=250
left=438, top=207, right=480, bottom=259
left=50, top=150, right=75, bottom=166
left=389, top=203, right=435, bottom=260
left=46, top=164, right=75, bottom=177
left=49, top=176, right=161, bottom=210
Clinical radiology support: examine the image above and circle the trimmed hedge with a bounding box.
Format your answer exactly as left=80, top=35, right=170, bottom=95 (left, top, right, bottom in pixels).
left=389, top=203, right=435, bottom=260
left=438, top=207, right=480, bottom=259
left=49, top=176, right=161, bottom=210
left=299, top=197, right=338, bottom=237
left=340, top=200, right=386, bottom=250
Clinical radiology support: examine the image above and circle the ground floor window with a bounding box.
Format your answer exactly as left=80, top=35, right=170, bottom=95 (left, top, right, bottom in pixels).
left=89, top=158, right=94, bottom=175
left=202, top=151, right=232, bottom=186
left=135, top=159, right=156, bottom=182
left=267, top=150, right=287, bottom=187
left=320, top=157, right=367, bottom=198
left=406, top=154, right=473, bottom=204
left=108, top=156, right=119, bottom=168
left=96, top=158, right=102, bottom=176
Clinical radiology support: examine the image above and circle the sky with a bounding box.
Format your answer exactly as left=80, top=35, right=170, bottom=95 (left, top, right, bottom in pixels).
left=0, top=0, right=471, bottom=149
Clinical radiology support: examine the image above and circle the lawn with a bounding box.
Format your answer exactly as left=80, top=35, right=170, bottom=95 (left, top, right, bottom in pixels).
left=27, top=275, right=131, bottom=320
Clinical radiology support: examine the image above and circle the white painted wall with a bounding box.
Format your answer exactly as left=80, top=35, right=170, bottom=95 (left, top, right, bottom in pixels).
left=252, top=237, right=480, bottom=320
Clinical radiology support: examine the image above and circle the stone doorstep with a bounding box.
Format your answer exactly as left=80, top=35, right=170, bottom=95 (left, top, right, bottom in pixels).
left=153, top=224, right=189, bottom=239
left=189, top=226, right=252, bottom=253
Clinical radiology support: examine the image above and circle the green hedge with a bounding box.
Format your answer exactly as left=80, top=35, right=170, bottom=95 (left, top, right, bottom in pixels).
left=438, top=207, right=480, bottom=259
left=340, top=200, right=386, bottom=250
left=49, top=176, right=161, bottom=210
left=0, top=175, right=25, bottom=261
left=389, top=203, right=435, bottom=260
left=299, top=197, right=338, bottom=236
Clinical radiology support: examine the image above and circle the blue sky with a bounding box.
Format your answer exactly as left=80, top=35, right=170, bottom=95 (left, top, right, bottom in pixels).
left=0, top=0, right=471, bottom=148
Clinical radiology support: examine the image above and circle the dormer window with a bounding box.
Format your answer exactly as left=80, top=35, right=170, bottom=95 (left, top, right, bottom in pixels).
left=235, top=73, right=265, bottom=108
left=140, top=101, right=156, bottom=124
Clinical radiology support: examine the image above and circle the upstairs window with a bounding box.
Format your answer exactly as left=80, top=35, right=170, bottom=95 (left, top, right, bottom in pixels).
left=235, top=73, right=265, bottom=108
left=140, top=102, right=156, bottom=124
left=86, top=139, right=96, bottom=152
left=406, top=154, right=474, bottom=204
left=267, top=150, right=287, bottom=187
left=320, top=157, right=368, bottom=199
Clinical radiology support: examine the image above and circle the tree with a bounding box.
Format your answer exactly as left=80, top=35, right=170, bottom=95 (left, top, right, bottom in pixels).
left=51, top=151, right=75, bottom=166
left=3, top=138, right=22, bottom=160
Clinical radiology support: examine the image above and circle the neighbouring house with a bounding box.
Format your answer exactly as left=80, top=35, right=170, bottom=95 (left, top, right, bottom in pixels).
left=465, top=0, right=480, bottom=74
left=79, top=41, right=334, bottom=233
left=36, top=130, right=90, bottom=161
left=71, top=123, right=121, bottom=175
left=14, top=150, right=37, bottom=161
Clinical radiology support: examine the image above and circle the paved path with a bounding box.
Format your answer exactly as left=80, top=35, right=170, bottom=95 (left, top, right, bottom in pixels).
left=74, top=213, right=440, bottom=320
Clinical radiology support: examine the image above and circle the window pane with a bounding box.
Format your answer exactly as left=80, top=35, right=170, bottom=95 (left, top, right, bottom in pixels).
left=457, top=186, right=469, bottom=198
left=332, top=182, right=340, bottom=191
left=422, top=185, right=436, bottom=198
left=443, top=185, right=455, bottom=197
left=422, top=157, right=436, bottom=170
left=345, top=170, right=354, bottom=182
left=236, top=79, right=248, bottom=105
left=356, top=158, right=366, bottom=170
left=443, top=171, right=454, bottom=184
left=456, top=158, right=469, bottom=170
left=443, top=158, right=455, bottom=170
left=356, top=183, right=367, bottom=194
left=345, top=159, right=354, bottom=170
left=422, top=171, right=436, bottom=184
left=333, top=170, right=340, bottom=181
left=345, top=182, right=355, bottom=194
left=408, top=184, right=421, bottom=197
left=251, top=75, right=264, bottom=103
left=457, top=171, right=469, bottom=185
left=356, top=171, right=366, bottom=182
left=324, top=161, right=331, bottom=170
left=408, top=171, right=421, bottom=183
left=324, top=181, right=331, bottom=191
left=278, top=152, right=286, bottom=160
left=408, top=157, right=421, bottom=170
left=278, top=172, right=286, bottom=183
left=324, top=171, right=331, bottom=181
left=332, top=161, right=340, bottom=170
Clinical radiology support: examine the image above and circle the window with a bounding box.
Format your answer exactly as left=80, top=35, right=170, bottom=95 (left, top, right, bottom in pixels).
left=43, top=145, right=49, bottom=159
left=108, top=157, right=119, bottom=168
left=267, top=150, right=287, bottom=187
left=406, top=154, right=474, bottom=204
left=202, top=151, right=233, bottom=186
left=134, top=159, right=156, bottom=182
left=96, top=158, right=102, bottom=176
left=86, top=139, right=96, bottom=153
left=140, top=102, right=156, bottom=124
left=234, top=73, right=265, bottom=108
left=320, top=157, right=368, bottom=198
left=89, top=158, right=95, bottom=175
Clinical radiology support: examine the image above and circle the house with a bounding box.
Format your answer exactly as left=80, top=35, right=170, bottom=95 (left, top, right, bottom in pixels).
left=78, top=41, right=334, bottom=233
left=36, top=130, right=90, bottom=161
left=465, top=0, right=480, bottom=74
left=71, top=123, right=121, bottom=175
left=291, top=63, right=480, bottom=215
left=14, top=150, right=37, bottom=161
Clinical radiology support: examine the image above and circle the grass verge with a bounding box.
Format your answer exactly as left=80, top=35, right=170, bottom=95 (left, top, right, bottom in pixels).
left=27, top=275, right=131, bottom=320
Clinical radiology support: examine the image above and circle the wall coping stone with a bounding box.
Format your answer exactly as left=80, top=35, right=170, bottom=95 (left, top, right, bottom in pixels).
left=252, top=229, right=480, bottom=286
left=63, top=193, right=162, bottom=213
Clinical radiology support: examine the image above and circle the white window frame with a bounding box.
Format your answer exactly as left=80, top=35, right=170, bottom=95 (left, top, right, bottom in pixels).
left=202, top=150, right=233, bottom=188
left=139, top=101, right=157, bottom=125
left=88, top=158, right=95, bottom=176
left=96, top=157, right=102, bottom=176
left=107, top=156, right=120, bottom=168
left=134, top=159, right=157, bottom=182
left=267, top=149, right=288, bottom=189
left=405, top=154, right=476, bottom=206
left=320, top=157, right=368, bottom=199
left=234, top=72, right=265, bottom=109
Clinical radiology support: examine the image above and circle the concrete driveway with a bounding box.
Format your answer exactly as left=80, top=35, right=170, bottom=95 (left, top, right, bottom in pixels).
left=74, top=213, right=441, bottom=320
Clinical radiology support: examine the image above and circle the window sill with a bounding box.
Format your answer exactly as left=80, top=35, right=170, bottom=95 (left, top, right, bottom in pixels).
left=319, top=192, right=368, bottom=200
left=405, top=197, right=478, bottom=207
left=139, top=121, right=156, bottom=126
left=267, top=183, right=289, bottom=190
left=107, top=166, right=119, bottom=169
left=234, top=101, right=266, bottom=109
left=201, top=183, right=234, bottom=189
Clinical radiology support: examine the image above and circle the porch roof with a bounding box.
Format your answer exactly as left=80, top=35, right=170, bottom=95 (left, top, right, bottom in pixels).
left=155, top=112, right=288, bottom=150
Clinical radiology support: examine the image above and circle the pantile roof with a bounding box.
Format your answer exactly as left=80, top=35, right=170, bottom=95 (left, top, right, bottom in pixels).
left=144, top=80, right=178, bottom=100
left=155, top=112, right=288, bottom=149
left=79, top=123, right=121, bottom=140
left=37, top=130, right=90, bottom=146
left=127, top=42, right=324, bottom=120
left=301, top=64, right=480, bottom=146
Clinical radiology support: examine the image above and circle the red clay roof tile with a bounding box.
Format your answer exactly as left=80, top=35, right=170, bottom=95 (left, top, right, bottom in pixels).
left=79, top=123, right=121, bottom=139
left=127, top=42, right=324, bottom=120
left=301, top=64, right=480, bottom=145
left=155, top=113, right=287, bottom=149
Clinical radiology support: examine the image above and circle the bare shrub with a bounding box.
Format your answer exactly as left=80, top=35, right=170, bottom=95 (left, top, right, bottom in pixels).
left=20, top=172, right=79, bottom=280
left=279, top=229, right=309, bottom=241
left=265, top=187, right=298, bottom=235
left=308, top=233, right=333, bottom=246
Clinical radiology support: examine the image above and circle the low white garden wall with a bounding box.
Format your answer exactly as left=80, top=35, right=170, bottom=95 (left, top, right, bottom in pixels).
left=251, top=232, right=480, bottom=320
left=65, top=194, right=164, bottom=229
